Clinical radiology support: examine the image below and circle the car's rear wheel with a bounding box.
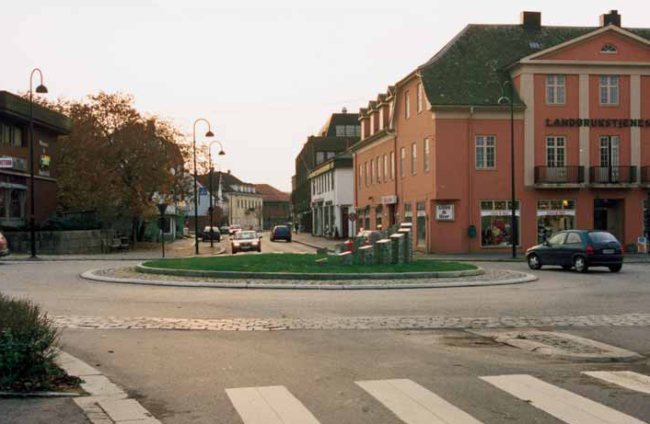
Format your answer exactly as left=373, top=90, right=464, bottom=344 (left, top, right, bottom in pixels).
left=609, top=264, right=622, bottom=273
left=527, top=254, right=542, bottom=270
left=574, top=256, right=588, bottom=273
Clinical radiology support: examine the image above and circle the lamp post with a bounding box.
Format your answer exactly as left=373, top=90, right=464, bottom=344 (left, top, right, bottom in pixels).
left=208, top=140, right=226, bottom=248
left=28, top=68, right=48, bottom=259
left=157, top=200, right=168, bottom=258
left=497, top=80, right=517, bottom=259
left=192, top=119, right=214, bottom=255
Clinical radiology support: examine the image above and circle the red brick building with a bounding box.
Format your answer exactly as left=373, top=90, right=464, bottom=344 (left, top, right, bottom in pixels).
left=254, top=184, right=291, bottom=230
left=353, top=11, right=650, bottom=253
left=0, top=91, right=71, bottom=228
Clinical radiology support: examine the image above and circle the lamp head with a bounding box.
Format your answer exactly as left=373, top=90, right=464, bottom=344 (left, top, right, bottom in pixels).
left=205, top=130, right=214, bottom=138
left=35, top=84, right=48, bottom=94
left=497, top=96, right=510, bottom=106
left=218, top=150, right=225, bottom=156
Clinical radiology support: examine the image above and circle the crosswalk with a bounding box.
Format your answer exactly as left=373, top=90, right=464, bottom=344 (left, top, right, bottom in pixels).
left=226, top=371, right=650, bottom=424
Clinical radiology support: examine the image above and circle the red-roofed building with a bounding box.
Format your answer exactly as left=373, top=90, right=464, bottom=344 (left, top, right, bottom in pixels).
left=254, top=183, right=291, bottom=230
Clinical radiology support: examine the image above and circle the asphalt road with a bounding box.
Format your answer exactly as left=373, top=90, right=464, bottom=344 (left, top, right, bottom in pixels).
left=1, top=239, right=649, bottom=424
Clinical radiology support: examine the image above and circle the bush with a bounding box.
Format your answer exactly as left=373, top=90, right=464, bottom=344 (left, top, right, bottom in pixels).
left=0, top=292, right=61, bottom=391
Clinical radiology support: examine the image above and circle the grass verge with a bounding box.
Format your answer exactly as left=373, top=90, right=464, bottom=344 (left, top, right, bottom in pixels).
left=144, top=253, right=477, bottom=274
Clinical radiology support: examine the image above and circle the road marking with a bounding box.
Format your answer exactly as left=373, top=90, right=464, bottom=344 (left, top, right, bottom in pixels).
left=583, top=371, right=650, bottom=395
left=225, top=386, right=321, bottom=424
left=481, top=374, right=647, bottom=424
left=356, top=379, right=483, bottom=424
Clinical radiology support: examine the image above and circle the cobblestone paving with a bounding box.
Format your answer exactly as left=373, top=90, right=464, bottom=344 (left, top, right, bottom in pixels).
left=96, top=266, right=522, bottom=285
left=50, top=313, right=650, bottom=332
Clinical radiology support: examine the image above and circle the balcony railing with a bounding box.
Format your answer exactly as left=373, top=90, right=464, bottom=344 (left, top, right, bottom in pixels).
left=535, top=166, right=584, bottom=184
left=641, top=166, right=650, bottom=184
left=589, top=166, right=637, bottom=184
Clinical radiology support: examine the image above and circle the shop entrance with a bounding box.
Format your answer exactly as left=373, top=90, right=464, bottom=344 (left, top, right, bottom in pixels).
left=594, top=199, right=624, bottom=242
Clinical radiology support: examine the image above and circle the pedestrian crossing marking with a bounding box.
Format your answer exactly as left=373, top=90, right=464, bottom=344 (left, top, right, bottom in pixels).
left=583, top=371, right=650, bottom=395
left=225, top=385, right=321, bottom=424
left=356, top=379, right=483, bottom=424
left=481, top=374, right=647, bottom=424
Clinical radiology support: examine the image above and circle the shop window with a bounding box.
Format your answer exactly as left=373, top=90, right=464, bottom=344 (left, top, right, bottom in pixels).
left=537, top=199, right=576, bottom=243
left=546, top=75, right=566, bottom=104
left=364, top=207, right=370, bottom=230
left=375, top=205, right=383, bottom=229
left=416, top=201, right=426, bottom=246
left=9, top=189, right=25, bottom=219
left=404, top=202, right=413, bottom=223
left=0, top=188, right=6, bottom=219
left=600, top=76, right=619, bottom=105
left=475, top=136, right=496, bottom=169
left=480, top=200, right=520, bottom=247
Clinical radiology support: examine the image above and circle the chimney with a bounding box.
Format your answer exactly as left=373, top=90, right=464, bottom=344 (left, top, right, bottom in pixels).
left=600, top=10, right=621, bottom=27
left=521, top=11, right=541, bottom=30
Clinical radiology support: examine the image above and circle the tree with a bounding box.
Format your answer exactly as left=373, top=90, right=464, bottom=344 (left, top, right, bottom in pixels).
left=47, top=92, right=190, bottom=241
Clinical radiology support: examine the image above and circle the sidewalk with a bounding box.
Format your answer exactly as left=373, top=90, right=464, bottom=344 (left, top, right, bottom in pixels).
left=2, top=237, right=224, bottom=262
left=291, top=232, right=650, bottom=263
left=0, top=397, right=91, bottom=424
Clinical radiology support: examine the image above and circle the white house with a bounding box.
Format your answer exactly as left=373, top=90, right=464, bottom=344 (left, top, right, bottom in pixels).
left=308, top=153, right=355, bottom=239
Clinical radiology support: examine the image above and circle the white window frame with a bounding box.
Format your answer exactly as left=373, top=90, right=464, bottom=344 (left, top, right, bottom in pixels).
left=383, top=154, right=388, bottom=182
left=378, top=155, right=383, bottom=181
left=417, top=83, right=423, bottom=113
left=424, top=138, right=430, bottom=172
left=405, top=91, right=410, bottom=119
left=400, top=147, right=405, bottom=177
left=546, top=75, right=566, bottom=105
left=475, top=135, right=496, bottom=169
left=390, top=151, right=395, bottom=180
left=358, top=165, right=362, bottom=188
left=600, top=75, right=619, bottom=105
left=546, top=136, right=566, bottom=167
left=411, top=142, right=417, bottom=175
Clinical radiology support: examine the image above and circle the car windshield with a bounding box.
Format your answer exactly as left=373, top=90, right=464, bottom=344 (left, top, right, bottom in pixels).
left=234, top=231, right=257, bottom=240
left=275, top=226, right=289, bottom=233
left=589, top=232, right=619, bottom=244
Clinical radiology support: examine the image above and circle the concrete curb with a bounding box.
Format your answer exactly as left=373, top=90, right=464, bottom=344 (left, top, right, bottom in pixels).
left=0, top=246, right=226, bottom=263
left=55, top=351, right=162, bottom=424
left=135, top=262, right=484, bottom=281
left=292, top=238, right=334, bottom=252
left=81, top=268, right=537, bottom=290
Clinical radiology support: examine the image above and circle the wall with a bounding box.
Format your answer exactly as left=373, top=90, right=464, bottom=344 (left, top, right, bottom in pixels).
left=5, top=229, right=117, bottom=254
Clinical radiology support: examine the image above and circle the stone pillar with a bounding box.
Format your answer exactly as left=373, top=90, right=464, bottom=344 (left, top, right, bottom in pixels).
left=375, top=239, right=391, bottom=265
left=338, top=251, right=353, bottom=265
left=398, top=229, right=413, bottom=263
left=359, top=245, right=374, bottom=265
left=390, top=233, right=405, bottom=264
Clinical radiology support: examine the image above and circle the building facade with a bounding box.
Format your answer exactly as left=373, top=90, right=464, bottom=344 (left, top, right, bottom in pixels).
left=353, top=10, right=650, bottom=253
left=291, top=110, right=360, bottom=232
left=0, top=91, right=71, bottom=228
left=254, top=184, right=290, bottom=230
left=308, top=153, right=355, bottom=239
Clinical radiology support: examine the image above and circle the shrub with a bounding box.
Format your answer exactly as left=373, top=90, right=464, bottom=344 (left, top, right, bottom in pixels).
left=0, top=292, right=61, bottom=391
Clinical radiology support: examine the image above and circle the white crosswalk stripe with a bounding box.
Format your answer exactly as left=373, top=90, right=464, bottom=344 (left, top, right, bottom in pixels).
left=356, top=379, right=483, bottom=424
left=481, top=374, right=647, bottom=424
left=583, top=371, right=650, bottom=395
left=225, top=385, right=321, bottom=424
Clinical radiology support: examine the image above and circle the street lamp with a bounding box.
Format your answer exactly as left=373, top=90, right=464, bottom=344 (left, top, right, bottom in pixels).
left=208, top=140, right=226, bottom=248
left=157, top=199, right=168, bottom=258
left=192, top=118, right=214, bottom=255
left=497, top=80, right=517, bottom=259
left=29, top=68, right=48, bottom=259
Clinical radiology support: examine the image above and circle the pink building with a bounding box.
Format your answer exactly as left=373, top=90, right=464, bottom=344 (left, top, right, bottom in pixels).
left=352, top=11, right=650, bottom=253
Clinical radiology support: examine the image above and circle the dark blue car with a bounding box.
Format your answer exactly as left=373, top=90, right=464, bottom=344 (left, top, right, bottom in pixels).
left=270, top=225, right=292, bottom=242
left=526, top=230, right=623, bottom=273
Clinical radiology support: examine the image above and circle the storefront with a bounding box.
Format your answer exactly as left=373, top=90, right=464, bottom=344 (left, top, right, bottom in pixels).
left=536, top=200, right=576, bottom=243
left=480, top=200, right=520, bottom=248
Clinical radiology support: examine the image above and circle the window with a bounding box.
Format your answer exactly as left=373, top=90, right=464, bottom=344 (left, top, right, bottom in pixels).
left=335, top=125, right=345, bottom=136
left=345, top=125, right=356, bottom=136
left=600, top=76, right=619, bottom=105
left=405, top=91, right=411, bottom=119
left=365, top=162, right=369, bottom=186
left=370, top=159, right=374, bottom=184
left=547, top=232, right=566, bottom=246
left=1, top=122, right=24, bottom=147
left=355, top=125, right=361, bottom=136
left=378, top=156, right=383, bottom=181
left=417, top=83, right=423, bottom=113
left=375, top=205, right=383, bottom=229
left=404, top=203, right=412, bottom=223
left=566, top=232, right=582, bottom=244
left=424, top=139, right=430, bottom=172
left=411, top=143, right=417, bottom=175
left=400, top=147, right=405, bottom=177
left=0, top=187, right=26, bottom=221
left=481, top=200, right=520, bottom=247
left=358, top=165, right=362, bottom=188
left=475, top=136, right=496, bottom=169
left=546, top=136, right=566, bottom=167
left=546, top=75, right=566, bottom=104
left=416, top=201, right=426, bottom=246
left=383, top=154, right=388, bottom=181
left=375, top=158, right=379, bottom=183
left=601, top=44, right=618, bottom=53
left=316, top=151, right=325, bottom=165
left=390, top=151, right=395, bottom=179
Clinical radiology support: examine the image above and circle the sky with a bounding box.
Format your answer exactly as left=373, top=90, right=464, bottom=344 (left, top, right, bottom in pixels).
left=3, top=0, right=649, bottom=191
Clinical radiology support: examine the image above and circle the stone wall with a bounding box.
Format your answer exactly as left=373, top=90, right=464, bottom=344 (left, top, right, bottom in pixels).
left=4, top=229, right=117, bottom=255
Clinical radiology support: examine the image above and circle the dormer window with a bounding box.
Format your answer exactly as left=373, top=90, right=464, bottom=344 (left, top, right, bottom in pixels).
left=601, top=44, right=618, bottom=54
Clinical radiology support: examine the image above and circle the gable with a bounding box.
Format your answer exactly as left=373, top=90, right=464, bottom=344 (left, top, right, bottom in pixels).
left=536, top=29, right=650, bottom=62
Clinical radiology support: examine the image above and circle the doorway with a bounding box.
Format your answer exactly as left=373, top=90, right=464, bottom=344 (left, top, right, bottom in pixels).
left=341, top=207, right=349, bottom=239
left=594, top=199, right=624, bottom=242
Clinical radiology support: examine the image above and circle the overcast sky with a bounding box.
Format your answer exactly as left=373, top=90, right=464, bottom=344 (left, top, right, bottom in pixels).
left=3, top=0, right=648, bottom=191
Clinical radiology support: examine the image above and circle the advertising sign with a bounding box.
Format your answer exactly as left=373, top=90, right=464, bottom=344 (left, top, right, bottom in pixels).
left=436, top=204, right=454, bottom=221
left=638, top=237, right=648, bottom=254
left=381, top=195, right=398, bottom=205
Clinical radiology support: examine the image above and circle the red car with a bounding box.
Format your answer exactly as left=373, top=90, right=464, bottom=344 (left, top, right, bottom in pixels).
left=0, top=230, right=9, bottom=257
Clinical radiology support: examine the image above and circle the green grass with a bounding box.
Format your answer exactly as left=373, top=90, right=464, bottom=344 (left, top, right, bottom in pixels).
left=144, top=253, right=476, bottom=274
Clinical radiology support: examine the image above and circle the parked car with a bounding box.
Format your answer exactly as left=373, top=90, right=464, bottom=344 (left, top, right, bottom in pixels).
left=201, top=226, right=221, bottom=242
left=229, top=225, right=243, bottom=236
left=219, top=225, right=230, bottom=235
left=270, top=225, right=292, bottom=242
left=526, top=230, right=623, bottom=273
left=231, top=230, right=262, bottom=254
left=0, top=230, right=9, bottom=257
